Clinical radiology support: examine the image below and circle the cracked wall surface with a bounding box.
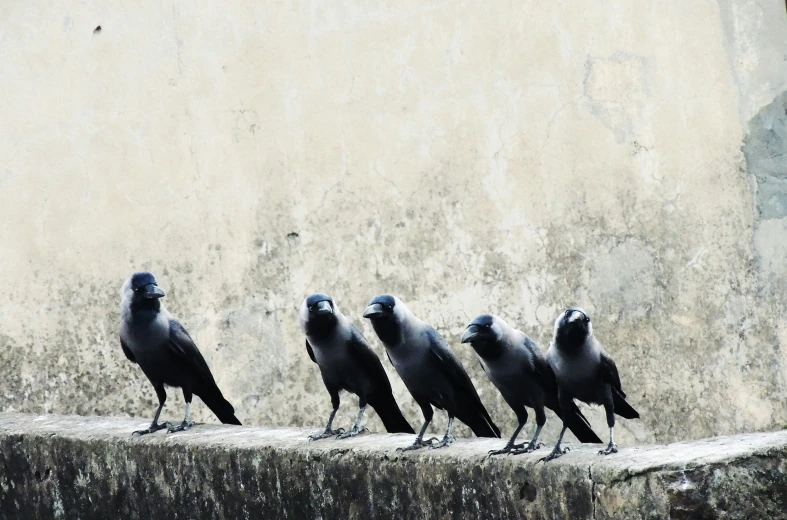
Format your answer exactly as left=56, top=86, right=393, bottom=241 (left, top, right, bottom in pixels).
left=1, top=1, right=787, bottom=446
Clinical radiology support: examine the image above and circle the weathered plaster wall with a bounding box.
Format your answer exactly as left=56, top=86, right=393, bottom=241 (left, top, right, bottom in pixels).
left=0, top=1, right=786, bottom=445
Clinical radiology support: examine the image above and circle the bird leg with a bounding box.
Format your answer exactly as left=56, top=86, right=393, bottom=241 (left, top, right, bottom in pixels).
left=336, top=405, right=370, bottom=439
left=540, top=425, right=570, bottom=462
left=598, top=403, right=618, bottom=455
left=132, top=388, right=170, bottom=436
left=511, top=424, right=545, bottom=455
left=397, top=418, right=438, bottom=452
left=489, top=420, right=526, bottom=456
left=308, top=407, right=345, bottom=441
left=429, top=417, right=455, bottom=450
left=598, top=426, right=618, bottom=455
left=167, top=402, right=195, bottom=433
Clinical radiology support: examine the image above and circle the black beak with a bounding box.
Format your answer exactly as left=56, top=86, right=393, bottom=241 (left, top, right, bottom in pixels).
left=142, top=283, right=166, bottom=299
left=461, top=324, right=480, bottom=344
left=314, top=300, right=333, bottom=315
left=363, top=303, right=385, bottom=319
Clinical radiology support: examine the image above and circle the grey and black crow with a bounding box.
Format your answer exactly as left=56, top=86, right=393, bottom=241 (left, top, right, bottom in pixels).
left=119, top=272, right=241, bottom=435
left=363, top=295, right=500, bottom=451
left=461, top=314, right=601, bottom=455
left=542, top=307, right=639, bottom=461
left=299, top=293, right=414, bottom=440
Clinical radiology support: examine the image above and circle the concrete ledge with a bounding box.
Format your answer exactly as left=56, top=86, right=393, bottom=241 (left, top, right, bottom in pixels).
left=1, top=413, right=785, bottom=519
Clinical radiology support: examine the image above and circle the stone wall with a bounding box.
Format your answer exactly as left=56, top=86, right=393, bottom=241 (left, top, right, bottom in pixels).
left=1, top=413, right=786, bottom=519
left=1, top=1, right=787, bottom=445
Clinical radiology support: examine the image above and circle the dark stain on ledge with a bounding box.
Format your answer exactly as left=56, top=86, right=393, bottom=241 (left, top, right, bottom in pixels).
left=519, top=481, right=538, bottom=502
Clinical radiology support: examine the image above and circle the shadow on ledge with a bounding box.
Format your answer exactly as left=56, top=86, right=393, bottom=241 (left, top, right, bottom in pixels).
left=1, top=412, right=785, bottom=519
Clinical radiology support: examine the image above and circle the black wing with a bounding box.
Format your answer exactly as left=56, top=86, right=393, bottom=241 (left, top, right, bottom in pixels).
left=600, top=347, right=639, bottom=419
left=524, top=336, right=558, bottom=392
left=426, top=328, right=500, bottom=437
left=168, top=319, right=216, bottom=384
left=531, top=351, right=558, bottom=393
left=348, top=325, right=415, bottom=434
left=347, top=325, right=393, bottom=394
left=305, top=339, right=316, bottom=363
left=167, top=319, right=240, bottom=425
left=425, top=328, right=485, bottom=407
left=600, top=350, right=624, bottom=396
left=120, top=338, right=136, bottom=363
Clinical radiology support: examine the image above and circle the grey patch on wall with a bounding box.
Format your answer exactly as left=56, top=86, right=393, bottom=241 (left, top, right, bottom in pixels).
left=744, top=91, right=787, bottom=221
left=744, top=91, right=787, bottom=303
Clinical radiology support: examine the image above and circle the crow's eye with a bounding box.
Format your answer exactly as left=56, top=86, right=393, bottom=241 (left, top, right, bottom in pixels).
left=484, top=324, right=491, bottom=329
left=308, top=306, right=313, bottom=312
left=584, top=316, right=590, bottom=323
left=386, top=305, right=393, bottom=310
left=565, top=310, right=571, bottom=317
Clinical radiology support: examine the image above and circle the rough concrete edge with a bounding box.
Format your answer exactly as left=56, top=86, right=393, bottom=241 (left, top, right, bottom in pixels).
left=590, top=443, right=787, bottom=488
left=3, top=412, right=786, bottom=476
left=3, top=413, right=787, bottom=519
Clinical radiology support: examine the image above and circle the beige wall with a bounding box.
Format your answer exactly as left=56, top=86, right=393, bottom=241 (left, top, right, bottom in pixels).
left=1, top=0, right=787, bottom=445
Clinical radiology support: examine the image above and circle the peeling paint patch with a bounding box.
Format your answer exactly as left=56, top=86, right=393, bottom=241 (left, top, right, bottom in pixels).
left=583, top=53, right=651, bottom=143
left=744, top=91, right=787, bottom=221
left=745, top=91, right=787, bottom=305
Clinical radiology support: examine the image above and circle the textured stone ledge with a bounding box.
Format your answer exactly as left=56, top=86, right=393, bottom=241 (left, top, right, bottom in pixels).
left=0, top=412, right=785, bottom=519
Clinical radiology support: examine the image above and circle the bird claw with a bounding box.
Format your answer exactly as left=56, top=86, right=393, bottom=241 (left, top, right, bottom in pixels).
left=488, top=441, right=527, bottom=456
left=598, top=442, right=618, bottom=455
left=167, top=420, right=195, bottom=434
left=510, top=440, right=544, bottom=455
left=336, top=426, right=369, bottom=439
left=488, top=447, right=512, bottom=456
left=429, top=434, right=455, bottom=450
left=539, top=446, right=570, bottom=463
left=132, top=422, right=170, bottom=436
left=396, top=436, right=439, bottom=452
left=308, top=428, right=345, bottom=441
